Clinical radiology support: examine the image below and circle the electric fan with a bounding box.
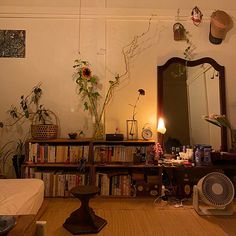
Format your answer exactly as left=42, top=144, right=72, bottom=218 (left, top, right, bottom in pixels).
left=193, top=172, right=235, bottom=216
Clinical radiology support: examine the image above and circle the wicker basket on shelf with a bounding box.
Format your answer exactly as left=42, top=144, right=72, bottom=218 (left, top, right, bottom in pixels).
left=31, top=110, right=58, bottom=140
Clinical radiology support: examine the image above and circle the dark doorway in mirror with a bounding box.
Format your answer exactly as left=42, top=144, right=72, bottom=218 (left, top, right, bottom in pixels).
left=162, top=62, right=190, bottom=148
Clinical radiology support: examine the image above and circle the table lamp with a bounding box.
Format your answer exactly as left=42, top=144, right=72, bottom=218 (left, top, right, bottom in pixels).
left=157, top=118, right=166, bottom=150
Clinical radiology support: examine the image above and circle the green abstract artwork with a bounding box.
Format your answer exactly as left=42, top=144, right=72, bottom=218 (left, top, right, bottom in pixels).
left=0, top=30, right=26, bottom=58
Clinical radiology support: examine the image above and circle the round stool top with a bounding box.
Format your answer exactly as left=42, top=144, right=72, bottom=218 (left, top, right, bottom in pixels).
left=70, top=185, right=99, bottom=197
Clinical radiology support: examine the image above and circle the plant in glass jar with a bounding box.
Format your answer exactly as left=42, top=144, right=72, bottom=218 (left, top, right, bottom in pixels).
left=73, top=60, right=119, bottom=140
left=127, top=89, right=145, bottom=140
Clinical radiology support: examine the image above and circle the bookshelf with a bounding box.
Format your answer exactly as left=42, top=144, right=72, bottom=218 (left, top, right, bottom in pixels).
left=22, top=139, right=162, bottom=198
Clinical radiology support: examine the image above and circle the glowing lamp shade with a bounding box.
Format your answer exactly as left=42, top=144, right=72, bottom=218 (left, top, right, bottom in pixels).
left=157, top=118, right=166, bottom=134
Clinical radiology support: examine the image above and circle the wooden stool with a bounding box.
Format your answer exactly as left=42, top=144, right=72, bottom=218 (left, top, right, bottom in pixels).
left=63, top=185, right=107, bottom=234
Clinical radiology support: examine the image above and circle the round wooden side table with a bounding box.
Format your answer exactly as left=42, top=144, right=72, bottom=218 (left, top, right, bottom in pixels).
left=63, top=185, right=107, bottom=234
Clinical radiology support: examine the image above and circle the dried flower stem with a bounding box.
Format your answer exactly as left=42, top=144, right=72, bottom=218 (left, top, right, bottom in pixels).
left=119, top=15, right=153, bottom=80
left=129, top=94, right=141, bottom=136
left=129, top=89, right=145, bottom=137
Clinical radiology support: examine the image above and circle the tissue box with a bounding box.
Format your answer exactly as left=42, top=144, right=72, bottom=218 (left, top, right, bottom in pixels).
left=105, top=134, right=124, bottom=141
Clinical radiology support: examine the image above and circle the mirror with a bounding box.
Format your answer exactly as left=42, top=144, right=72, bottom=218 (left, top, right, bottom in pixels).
left=157, top=57, right=227, bottom=152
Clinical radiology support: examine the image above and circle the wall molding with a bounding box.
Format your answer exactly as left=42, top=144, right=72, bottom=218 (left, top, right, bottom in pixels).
left=0, top=6, right=216, bottom=21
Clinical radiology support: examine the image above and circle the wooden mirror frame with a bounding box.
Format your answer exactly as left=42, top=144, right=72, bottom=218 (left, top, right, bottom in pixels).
left=157, top=57, right=227, bottom=151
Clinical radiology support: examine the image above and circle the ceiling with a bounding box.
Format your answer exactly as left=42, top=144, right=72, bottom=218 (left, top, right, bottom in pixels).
left=1, top=0, right=236, bottom=11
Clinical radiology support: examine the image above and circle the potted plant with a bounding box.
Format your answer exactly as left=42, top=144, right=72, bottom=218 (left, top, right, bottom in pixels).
left=0, top=83, right=58, bottom=140
left=0, top=84, right=58, bottom=177
left=12, top=139, right=25, bottom=178
left=30, top=105, right=58, bottom=140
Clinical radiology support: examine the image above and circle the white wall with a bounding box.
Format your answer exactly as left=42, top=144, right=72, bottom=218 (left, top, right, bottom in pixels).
left=1, top=2, right=236, bottom=158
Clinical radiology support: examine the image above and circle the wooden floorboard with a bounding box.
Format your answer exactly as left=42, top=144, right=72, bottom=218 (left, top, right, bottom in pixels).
left=39, top=197, right=236, bottom=236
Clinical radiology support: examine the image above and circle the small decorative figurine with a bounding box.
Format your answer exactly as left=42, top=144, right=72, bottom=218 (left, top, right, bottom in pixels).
left=191, top=6, right=203, bottom=26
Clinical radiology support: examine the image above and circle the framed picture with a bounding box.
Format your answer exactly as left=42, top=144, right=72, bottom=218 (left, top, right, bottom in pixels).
left=0, top=30, right=26, bottom=58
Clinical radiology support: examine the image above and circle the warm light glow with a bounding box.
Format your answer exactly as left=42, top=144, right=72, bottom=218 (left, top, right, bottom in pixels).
left=157, top=118, right=166, bottom=134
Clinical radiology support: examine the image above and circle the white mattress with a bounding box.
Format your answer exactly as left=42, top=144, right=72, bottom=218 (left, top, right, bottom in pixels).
left=0, top=179, right=44, bottom=215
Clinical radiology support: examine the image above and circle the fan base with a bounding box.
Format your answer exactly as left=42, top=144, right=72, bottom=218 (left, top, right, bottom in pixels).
left=193, top=185, right=234, bottom=216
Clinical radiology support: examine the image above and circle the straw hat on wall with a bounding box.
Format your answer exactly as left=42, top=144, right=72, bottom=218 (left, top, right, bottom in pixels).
left=209, top=10, right=233, bottom=44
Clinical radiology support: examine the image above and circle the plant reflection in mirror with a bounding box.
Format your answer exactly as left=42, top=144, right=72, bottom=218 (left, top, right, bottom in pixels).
left=203, top=114, right=231, bottom=129
left=203, top=114, right=236, bottom=151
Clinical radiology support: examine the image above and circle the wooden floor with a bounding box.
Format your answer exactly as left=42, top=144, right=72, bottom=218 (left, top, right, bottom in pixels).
left=40, top=197, right=236, bottom=236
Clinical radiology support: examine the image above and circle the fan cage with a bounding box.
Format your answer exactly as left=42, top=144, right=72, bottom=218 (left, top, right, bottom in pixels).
left=197, top=172, right=235, bottom=207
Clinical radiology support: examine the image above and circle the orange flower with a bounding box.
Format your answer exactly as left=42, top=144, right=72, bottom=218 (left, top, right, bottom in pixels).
left=82, top=67, right=92, bottom=79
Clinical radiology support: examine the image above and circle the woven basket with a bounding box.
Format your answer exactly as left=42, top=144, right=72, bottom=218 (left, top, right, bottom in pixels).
left=31, top=110, right=58, bottom=140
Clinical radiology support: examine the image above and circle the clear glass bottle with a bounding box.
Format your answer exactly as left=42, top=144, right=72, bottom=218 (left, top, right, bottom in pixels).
left=195, top=147, right=201, bottom=166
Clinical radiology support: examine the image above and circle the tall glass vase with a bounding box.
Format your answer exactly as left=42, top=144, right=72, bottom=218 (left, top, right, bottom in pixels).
left=93, top=121, right=104, bottom=140
left=92, top=112, right=105, bottom=140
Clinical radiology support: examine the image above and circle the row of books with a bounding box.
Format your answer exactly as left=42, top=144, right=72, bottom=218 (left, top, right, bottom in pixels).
left=24, top=167, right=87, bottom=197
left=28, top=142, right=89, bottom=163
left=96, top=172, right=132, bottom=196
left=93, top=145, right=153, bottom=163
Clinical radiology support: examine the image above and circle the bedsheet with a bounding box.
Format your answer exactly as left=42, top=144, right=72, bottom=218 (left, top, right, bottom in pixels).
left=0, top=179, right=44, bottom=215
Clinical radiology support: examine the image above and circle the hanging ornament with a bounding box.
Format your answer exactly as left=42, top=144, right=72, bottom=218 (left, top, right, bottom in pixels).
left=173, top=9, right=186, bottom=41
left=173, top=23, right=186, bottom=41
left=191, top=6, right=203, bottom=26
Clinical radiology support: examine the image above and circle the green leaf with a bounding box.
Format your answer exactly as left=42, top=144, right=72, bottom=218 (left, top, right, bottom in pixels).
left=9, top=108, right=18, bottom=119
left=216, top=117, right=231, bottom=129
left=24, top=110, right=29, bottom=118
left=75, top=78, right=81, bottom=84
left=81, top=61, right=89, bottom=66
left=78, top=87, right=83, bottom=94
left=89, top=77, right=97, bottom=83
left=84, top=102, right=89, bottom=111
left=204, top=118, right=222, bottom=127
left=93, top=92, right=100, bottom=97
